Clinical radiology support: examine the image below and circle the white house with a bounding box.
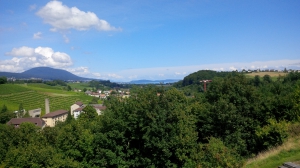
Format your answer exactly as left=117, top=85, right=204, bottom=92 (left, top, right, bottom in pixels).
left=71, top=103, right=106, bottom=119
left=70, top=101, right=84, bottom=116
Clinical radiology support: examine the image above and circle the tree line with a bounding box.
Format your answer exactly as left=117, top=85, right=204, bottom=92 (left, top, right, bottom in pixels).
left=0, top=72, right=300, bottom=167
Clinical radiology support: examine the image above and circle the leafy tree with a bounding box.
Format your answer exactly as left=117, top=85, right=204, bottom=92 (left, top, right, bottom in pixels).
left=198, top=137, right=244, bottom=168
left=4, top=144, right=79, bottom=168
left=293, top=81, right=300, bottom=117
left=18, top=103, right=24, bottom=118
left=55, top=121, right=94, bottom=166
left=0, top=104, right=14, bottom=124
left=23, top=111, right=31, bottom=118
left=94, top=87, right=198, bottom=167
left=200, top=75, right=266, bottom=155
left=67, top=85, right=72, bottom=91
left=1, top=104, right=7, bottom=113
left=89, top=97, right=99, bottom=104
left=65, top=111, right=74, bottom=124
left=255, top=119, right=289, bottom=150
left=111, top=90, right=117, bottom=95
left=0, top=76, right=7, bottom=84
left=253, top=75, right=261, bottom=87
left=79, top=105, right=98, bottom=122
left=0, top=124, right=16, bottom=161
left=263, top=74, right=272, bottom=83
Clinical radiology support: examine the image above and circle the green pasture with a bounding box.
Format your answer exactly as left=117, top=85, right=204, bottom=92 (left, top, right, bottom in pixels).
left=245, top=72, right=287, bottom=81
left=68, top=82, right=93, bottom=90
left=0, top=84, right=31, bottom=95
left=0, top=84, right=93, bottom=114
left=245, top=149, right=300, bottom=168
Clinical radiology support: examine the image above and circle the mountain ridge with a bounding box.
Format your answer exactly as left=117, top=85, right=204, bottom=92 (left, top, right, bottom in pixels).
left=0, top=67, right=92, bottom=81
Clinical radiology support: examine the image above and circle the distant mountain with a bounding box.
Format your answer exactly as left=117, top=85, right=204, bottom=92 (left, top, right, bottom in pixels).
left=0, top=67, right=92, bottom=81
left=129, top=79, right=180, bottom=84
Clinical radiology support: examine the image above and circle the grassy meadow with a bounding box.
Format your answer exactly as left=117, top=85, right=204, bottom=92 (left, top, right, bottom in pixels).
left=68, top=82, right=93, bottom=90
left=245, top=72, right=287, bottom=80
left=0, top=83, right=93, bottom=114
left=245, top=123, right=300, bottom=168
left=245, top=137, right=300, bottom=168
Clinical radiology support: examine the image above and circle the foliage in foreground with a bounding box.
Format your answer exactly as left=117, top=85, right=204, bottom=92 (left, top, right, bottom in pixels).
left=0, top=72, right=300, bottom=167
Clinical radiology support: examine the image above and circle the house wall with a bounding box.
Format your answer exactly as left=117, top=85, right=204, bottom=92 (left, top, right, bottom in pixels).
left=70, top=104, right=80, bottom=116
left=42, top=113, right=68, bottom=127
left=73, top=111, right=82, bottom=119
left=28, top=108, right=41, bottom=118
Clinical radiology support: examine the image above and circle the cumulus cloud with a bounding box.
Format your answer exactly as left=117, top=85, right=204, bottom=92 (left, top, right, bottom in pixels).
left=92, top=73, right=101, bottom=77
left=67, top=66, right=89, bottom=76
left=108, top=59, right=300, bottom=82
left=107, top=73, right=122, bottom=79
left=36, top=1, right=121, bottom=32
left=63, top=34, right=69, bottom=43
left=2, top=46, right=73, bottom=72
left=128, top=75, right=138, bottom=79
left=29, top=4, right=37, bottom=11
left=6, top=46, right=35, bottom=57
left=33, top=32, right=42, bottom=39
left=175, top=72, right=186, bottom=75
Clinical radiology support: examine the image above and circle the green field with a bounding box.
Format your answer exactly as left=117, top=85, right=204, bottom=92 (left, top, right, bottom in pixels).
left=68, top=82, right=93, bottom=90
left=245, top=72, right=287, bottom=81
left=0, top=83, right=93, bottom=114
left=245, top=137, right=300, bottom=168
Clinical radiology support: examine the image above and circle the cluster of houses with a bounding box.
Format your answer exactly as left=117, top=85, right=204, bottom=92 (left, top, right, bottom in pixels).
left=239, top=69, right=300, bottom=73
left=84, top=89, right=130, bottom=99
left=7, top=100, right=106, bottom=128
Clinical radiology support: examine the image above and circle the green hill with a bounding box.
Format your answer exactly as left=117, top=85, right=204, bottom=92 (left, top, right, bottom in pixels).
left=0, top=83, right=93, bottom=114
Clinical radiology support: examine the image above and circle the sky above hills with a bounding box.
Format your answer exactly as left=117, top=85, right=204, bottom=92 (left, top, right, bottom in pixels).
left=0, top=0, right=300, bottom=82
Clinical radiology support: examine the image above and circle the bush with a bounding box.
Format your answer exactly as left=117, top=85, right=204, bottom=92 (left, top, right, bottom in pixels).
left=198, top=137, right=245, bottom=168
left=255, top=119, right=289, bottom=150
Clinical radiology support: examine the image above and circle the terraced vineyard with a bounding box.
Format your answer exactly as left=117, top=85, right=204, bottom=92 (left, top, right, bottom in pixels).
left=0, top=84, right=92, bottom=114
left=0, top=84, right=32, bottom=95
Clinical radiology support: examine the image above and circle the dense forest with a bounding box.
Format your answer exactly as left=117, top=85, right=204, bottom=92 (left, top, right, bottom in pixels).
left=1, top=71, right=300, bottom=167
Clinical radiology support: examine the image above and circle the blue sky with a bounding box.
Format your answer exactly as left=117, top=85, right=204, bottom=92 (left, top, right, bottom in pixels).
left=0, top=0, right=299, bottom=82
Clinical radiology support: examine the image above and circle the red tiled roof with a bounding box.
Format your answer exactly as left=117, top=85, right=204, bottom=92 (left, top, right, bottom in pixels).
left=42, top=109, right=68, bottom=118
left=75, top=101, right=83, bottom=106
left=7, top=118, right=45, bottom=127
left=93, top=105, right=106, bottom=110
left=74, top=107, right=84, bottom=112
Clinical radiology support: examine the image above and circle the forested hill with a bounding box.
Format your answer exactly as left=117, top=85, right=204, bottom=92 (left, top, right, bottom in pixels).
left=0, top=67, right=91, bottom=81
left=173, top=70, right=233, bottom=87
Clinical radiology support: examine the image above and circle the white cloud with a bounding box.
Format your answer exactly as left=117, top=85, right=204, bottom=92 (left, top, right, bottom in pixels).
left=63, top=34, right=69, bottom=43
left=229, top=66, right=237, bottom=71
left=67, top=66, right=89, bottom=76
left=109, top=59, right=300, bottom=82
left=128, top=75, right=138, bottom=79
left=29, top=4, right=37, bottom=11
left=158, top=74, right=164, bottom=77
left=33, top=32, right=42, bottom=39
left=175, top=72, right=186, bottom=75
left=36, top=1, right=121, bottom=32
left=92, top=73, right=101, bottom=77
left=107, top=73, right=122, bottom=79
left=6, top=46, right=35, bottom=57
left=2, top=46, right=73, bottom=72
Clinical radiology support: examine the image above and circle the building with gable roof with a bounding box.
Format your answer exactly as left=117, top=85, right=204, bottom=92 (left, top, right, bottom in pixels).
left=7, top=118, right=46, bottom=128
left=72, top=103, right=106, bottom=119
left=42, top=109, right=69, bottom=127
left=70, top=101, right=84, bottom=116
